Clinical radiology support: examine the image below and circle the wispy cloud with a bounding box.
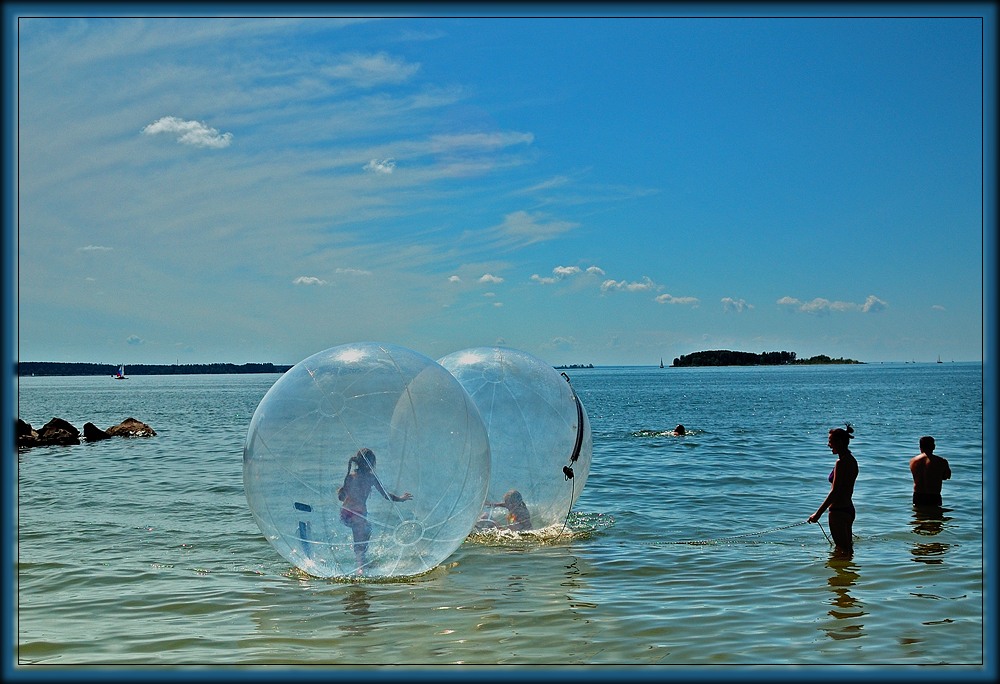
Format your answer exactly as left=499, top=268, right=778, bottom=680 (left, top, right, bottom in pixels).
left=142, top=116, right=233, bottom=148
left=79, top=245, right=113, bottom=252
left=777, top=295, right=888, bottom=314
left=392, top=28, right=447, bottom=42
left=518, top=175, right=571, bottom=194
left=544, top=336, right=578, bottom=352
left=429, top=132, right=534, bottom=153
left=322, top=51, right=420, bottom=86
left=479, top=273, right=504, bottom=284
left=494, top=210, right=578, bottom=246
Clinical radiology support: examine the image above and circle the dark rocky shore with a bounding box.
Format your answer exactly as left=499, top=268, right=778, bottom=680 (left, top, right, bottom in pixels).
left=16, top=417, right=156, bottom=450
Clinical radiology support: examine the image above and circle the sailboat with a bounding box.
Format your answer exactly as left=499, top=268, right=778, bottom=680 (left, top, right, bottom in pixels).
left=937, top=355, right=943, bottom=364
left=112, top=364, right=128, bottom=380
left=660, top=357, right=665, bottom=369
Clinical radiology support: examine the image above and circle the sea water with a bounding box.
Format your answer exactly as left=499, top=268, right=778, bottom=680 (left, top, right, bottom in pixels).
left=12, top=363, right=986, bottom=669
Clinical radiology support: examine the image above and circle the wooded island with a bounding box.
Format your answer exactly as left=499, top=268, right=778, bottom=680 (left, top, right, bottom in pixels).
left=671, top=351, right=862, bottom=367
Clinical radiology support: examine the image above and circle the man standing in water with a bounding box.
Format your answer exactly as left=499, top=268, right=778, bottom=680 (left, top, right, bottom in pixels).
left=909, top=436, right=951, bottom=508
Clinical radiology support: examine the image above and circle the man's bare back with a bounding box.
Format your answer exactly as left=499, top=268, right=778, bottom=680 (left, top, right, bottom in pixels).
left=909, top=436, right=951, bottom=506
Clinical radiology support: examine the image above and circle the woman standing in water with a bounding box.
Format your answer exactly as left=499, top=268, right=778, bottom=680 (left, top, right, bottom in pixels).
left=808, top=424, right=859, bottom=556
left=337, top=448, right=413, bottom=573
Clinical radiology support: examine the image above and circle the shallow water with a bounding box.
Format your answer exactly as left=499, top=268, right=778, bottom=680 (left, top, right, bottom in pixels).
left=13, top=363, right=985, bottom=668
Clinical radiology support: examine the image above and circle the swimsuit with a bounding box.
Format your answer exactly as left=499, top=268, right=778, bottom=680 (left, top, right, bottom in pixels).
left=913, top=491, right=943, bottom=507
left=340, top=507, right=364, bottom=525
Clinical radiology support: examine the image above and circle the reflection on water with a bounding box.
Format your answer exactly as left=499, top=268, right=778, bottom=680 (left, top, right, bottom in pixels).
left=909, top=506, right=952, bottom=565
left=340, top=586, right=375, bottom=636
left=822, top=556, right=866, bottom=641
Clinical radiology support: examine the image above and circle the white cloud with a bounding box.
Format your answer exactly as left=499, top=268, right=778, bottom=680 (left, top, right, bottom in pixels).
left=142, top=116, right=233, bottom=148
left=586, top=266, right=606, bottom=277
left=479, top=273, right=504, bottom=284
left=364, top=158, right=396, bottom=174
left=293, top=276, right=327, bottom=286
left=861, top=295, right=888, bottom=313
left=323, top=51, right=420, bottom=86
left=530, top=264, right=592, bottom=285
left=530, top=274, right=558, bottom=285
left=335, top=267, right=372, bottom=276
left=777, top=295, right=888, bottom=314
left=448, top=275, right=461, bottom=283
left=655, top=293, right=700, bottom=306
left=721, top=297, right=752, bottom=313
left=601, top=276, right=657, bottom=293
left=78, top=244, right=112, bottom=252
left=932, top=304, right=946, bottom=311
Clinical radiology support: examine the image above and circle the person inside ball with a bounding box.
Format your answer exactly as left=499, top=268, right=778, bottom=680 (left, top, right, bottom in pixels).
left=479, top=489, right=532, bottom=531
left=337, top=447, right=413, bottom=573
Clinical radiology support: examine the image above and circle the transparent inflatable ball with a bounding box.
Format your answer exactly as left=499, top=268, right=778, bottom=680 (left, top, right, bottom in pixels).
left=437, top=347, right=592, bottom=531
left=244, top=342, right=491, bottom=578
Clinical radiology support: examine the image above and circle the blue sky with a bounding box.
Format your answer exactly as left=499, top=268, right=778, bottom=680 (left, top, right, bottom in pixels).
left=10, top=6, right=991, bottom=366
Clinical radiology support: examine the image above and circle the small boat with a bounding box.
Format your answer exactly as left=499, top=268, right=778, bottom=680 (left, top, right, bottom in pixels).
left=112, top=364, right=128, bottom=380
left=660, top=358, right=664, bottom=369
left=937, top=355, right=943, bottom=364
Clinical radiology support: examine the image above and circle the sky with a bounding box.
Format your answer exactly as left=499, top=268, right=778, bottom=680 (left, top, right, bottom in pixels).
left=8, top=5, right=993, bottom=367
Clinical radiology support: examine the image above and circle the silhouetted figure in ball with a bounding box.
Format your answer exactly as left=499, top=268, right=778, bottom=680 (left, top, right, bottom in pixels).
left=478, top=489, right=532, bottom=531
left=337, top=448, right=412, bottom=574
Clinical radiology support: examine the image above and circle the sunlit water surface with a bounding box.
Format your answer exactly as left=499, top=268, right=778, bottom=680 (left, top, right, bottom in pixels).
left=14, top=364, right=985, bottom=669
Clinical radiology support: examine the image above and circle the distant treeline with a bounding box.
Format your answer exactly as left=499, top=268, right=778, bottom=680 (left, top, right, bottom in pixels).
left=671, top=350, right=862, bottom=367
left=17, top=362, right=293, bottom=377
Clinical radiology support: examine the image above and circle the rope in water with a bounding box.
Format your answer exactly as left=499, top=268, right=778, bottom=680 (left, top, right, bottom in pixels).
left=815, top=519, right=833, bottom=546
left=636, top=519, right=820, bottom=546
